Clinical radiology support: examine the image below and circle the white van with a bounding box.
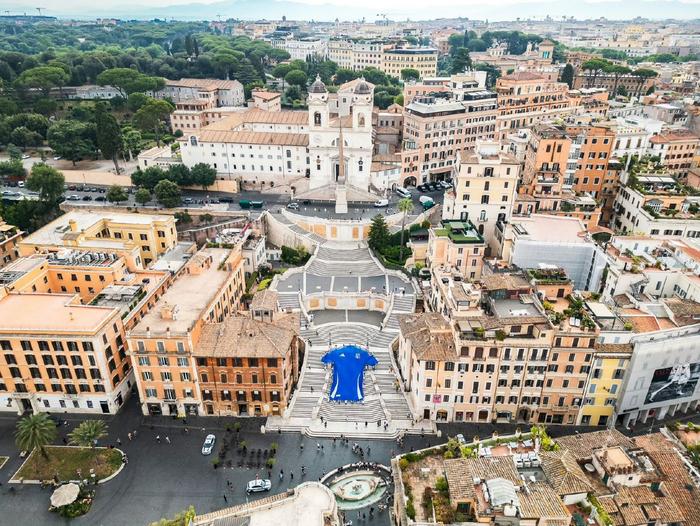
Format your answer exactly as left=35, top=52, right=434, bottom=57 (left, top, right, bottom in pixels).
left=396, top=187, right=411, bottom=198
left=374, top=199, right=389, bottom=207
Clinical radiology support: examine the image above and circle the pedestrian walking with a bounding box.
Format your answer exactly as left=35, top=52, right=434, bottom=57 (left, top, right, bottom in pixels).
left=367, top=446, right=371, bottom=456
left=324, top=421, right=328, bottom=428
left=300, top=443, right=304, bottom=451
left=317, top=442, right=321, bottom=450
left=279, top=470, right=284, bottom=480
left=165, top=436, right=171, bottom=444
left=133, top=429, right=137, bottom=438
left=290, top=472, right=294, bottom=480
left=223, top=494, right=228, bottom=503
left=62, top=437, right=67, bottom=445
left=117, top=438, right=122, bottom=446
left=365, top=421, right=368, bottom=427
left=127, top=432, right=132, bottom=441
left=156, top=435, right=161, bottom=443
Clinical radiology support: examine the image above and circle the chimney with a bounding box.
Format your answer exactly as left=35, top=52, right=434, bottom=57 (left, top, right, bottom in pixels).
left=160, top=304, right=175, bottom=320
left=146, top=326, right=151, bottom=338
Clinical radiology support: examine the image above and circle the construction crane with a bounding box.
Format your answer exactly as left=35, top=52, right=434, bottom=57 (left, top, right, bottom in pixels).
left=36, top=7, right=45, bottom=16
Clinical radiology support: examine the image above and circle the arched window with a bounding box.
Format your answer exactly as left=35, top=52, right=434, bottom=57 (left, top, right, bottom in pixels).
left=190, top=136, right=198, bottom=146
left=236, top=373, right=243, bottom=384
left=314, top=112, right=322, bottom=126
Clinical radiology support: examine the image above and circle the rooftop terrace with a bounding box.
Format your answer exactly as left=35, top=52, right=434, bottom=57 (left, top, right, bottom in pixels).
left=433, top=220, right=484, bottom=244
left=130, top=248, right=234, bottom=335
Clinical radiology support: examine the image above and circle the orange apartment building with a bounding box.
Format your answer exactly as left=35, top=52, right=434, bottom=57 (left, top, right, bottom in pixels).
left=649, top=130, right=700, bottom=183
left=521, top=124, right=572, bottom=212
left=0, top=217, right=22, bottom=269
left=128, top=246, right=246, bottom=416
left=192, top=293, right=301, bottom=417
left=0, top=293, right=134, bottom=414
left=495, top=72, right=574, bottom=140
left=567, top=123, right=621, bottom=225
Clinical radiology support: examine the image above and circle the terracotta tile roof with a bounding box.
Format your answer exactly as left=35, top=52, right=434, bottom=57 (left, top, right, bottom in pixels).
left=555, top=429, right=635, bottom=461
left=664, top=298, right=700, bottom=326
left=539, top=450, right=593, bottom=496
left=650, top=131, right=699, bottom=144
left=201, top=108, right=308, bottom=132
left=619, top=314, right=660, bottom=333
left=252, top=90, right=282, bottom=100
left=594, top=343, right=634, bottom=355
left=480, top=273, right=531, bottom=291
left=197, top=130, right=309, bottom=146
left=195, top=314, right=298, bottom=358
left=165, top=78, right=244, bottom=91
left=500, top=71, right=545, bottom=81
left=250, top=289, right=278, bottom=311
left=518, top=482, right=571, bottom=520
left=444, top=456, right=521, bottom=502
left=634, top=433, right=700, bottom=526
left=398, top=313, right=456, bottom=361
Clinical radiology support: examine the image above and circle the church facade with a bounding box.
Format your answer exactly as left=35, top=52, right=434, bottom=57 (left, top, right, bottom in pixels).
left=178, top=77, right=376, bottom=196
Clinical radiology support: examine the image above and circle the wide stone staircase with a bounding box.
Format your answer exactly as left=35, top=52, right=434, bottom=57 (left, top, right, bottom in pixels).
left=267, top=240, right=430, bottom=437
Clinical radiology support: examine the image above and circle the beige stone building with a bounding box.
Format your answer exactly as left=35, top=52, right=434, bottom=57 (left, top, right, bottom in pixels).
left=427, top=220, right=487, bottom=282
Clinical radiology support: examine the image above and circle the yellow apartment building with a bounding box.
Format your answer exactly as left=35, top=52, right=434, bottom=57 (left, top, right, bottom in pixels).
left=19, top=210, right=178, bottom=268
left=128, top=246, right=246, bottom=416
left=381, top=48, right=438, bottom=79
left=578, top=343, right=632, bottom=427
left=0, top=293, right=133, bottom=414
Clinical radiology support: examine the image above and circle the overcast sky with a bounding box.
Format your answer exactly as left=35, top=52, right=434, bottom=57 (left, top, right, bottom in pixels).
left=6, top=0, right=700, bottom=21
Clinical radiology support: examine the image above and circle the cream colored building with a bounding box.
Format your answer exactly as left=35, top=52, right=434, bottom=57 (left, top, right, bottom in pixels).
left=442, top=142, right=519, bottom=254
left=427, top=220, right=487, bottom=282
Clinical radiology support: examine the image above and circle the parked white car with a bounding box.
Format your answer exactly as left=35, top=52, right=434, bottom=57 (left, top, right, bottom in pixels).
left=201, top=434, right=216, bottom=455
left=246, top=478, right=272, bottom=494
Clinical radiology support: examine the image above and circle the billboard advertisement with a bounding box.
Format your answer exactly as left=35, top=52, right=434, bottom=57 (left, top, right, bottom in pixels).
left=644, top=362, right=700, bottom=405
